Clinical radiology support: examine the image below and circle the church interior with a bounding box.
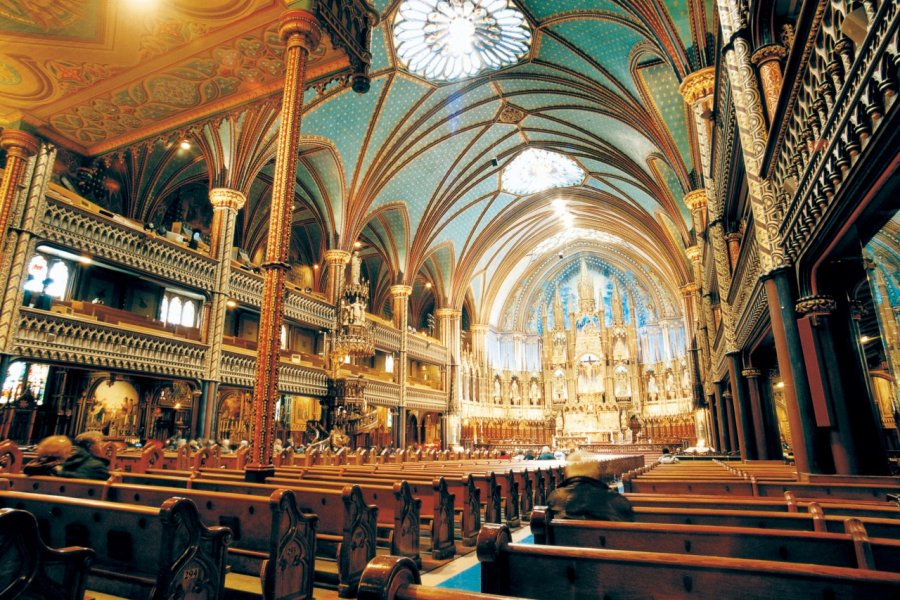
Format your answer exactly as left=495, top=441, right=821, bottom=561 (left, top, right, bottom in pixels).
left=0, top=0, right=899, bottom=598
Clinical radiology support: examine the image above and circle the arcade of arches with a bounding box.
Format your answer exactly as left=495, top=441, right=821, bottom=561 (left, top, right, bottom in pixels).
left=0, top=0, right=898, bottom=478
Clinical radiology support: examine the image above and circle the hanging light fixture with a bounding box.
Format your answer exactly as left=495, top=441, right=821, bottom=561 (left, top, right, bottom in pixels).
left=393, top=0, right=531, bottom=82
left=502, top=148, right=585, bottom=195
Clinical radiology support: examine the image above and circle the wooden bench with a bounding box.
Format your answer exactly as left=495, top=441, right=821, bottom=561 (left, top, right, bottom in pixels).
left=530, top=507, right=900, bottom=571
left=105, top=471, right=377, bottom=597
left=0, top=507, right=94, bottom=600
left=0, top=440, right=24, bottom=474
left=478, top=523, right=900, bottom=599
left=4, top=474, right=317, bottom=600
left=0, top=490, right=230, bottom=600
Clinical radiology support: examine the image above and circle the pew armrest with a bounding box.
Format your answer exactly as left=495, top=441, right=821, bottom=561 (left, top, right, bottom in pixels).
left=530, top=506, right=549, bottom=544
left=358, top=555, right=421, bottom=600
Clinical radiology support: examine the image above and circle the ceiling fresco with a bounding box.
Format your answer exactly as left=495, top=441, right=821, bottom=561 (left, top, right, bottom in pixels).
left=0, top=0, right=715, bottom=329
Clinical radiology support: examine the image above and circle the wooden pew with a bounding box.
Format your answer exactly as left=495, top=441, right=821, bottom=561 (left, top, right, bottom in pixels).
left=358, top=555, right=522, bottom=600
left=478, top=524, right=900, bottom=599
left=4, top=474, right=318, bottom=600
left=0, top=508, right=94, bottom=600
left=105, top=471, right=377, bottom=597
left=530, top=507, right=900, bottom=571
left=113, top=445, right=163, bottom=473
left=0, top=490, right=230, bottom=600
left=0, top=440, right=24, bottom=474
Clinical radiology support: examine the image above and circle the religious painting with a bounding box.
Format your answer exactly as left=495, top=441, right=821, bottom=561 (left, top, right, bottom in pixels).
left=87, top=377, right=138, bottom=437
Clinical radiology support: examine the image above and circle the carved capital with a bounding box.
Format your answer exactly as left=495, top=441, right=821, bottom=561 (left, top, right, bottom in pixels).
left=209, top=187, right=246, bottom=212
left=470, top=324, right=490, bottom=333
left=685, top=245, right=702, bottom=262
left=279, top=10, right=322, bottom=53
left=678, top=67, right=716, bottom=104
left=323, top=249, right=351, bottom=265
left=434, top=308, right=461, bottom=319
left=0, top=129, right=39, bottom=160
left=741, top=367, right=761, bottom=378
left=389, top=284, right=412, bottom=298
left=751, top=44, right=787, bottom=66
left=684, top=189, right=709, bottom=210
left=795, top=295, right=836, bottom=316
left=679, top=282, right=700, bottom=295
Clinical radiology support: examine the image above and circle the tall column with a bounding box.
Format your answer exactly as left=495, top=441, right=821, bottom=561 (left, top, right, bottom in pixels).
left=470, top=324, right=489, bottom=363
left=713, top=386, right=730, bottom=452
left=727, top=353, right=756, bottom=459
left=751, top=44, right=787, bottom=124
left=436, top=307, right=461, bottom=448
left=708, top=393, right=722, bottom=451
left=722, top=387, right=738, bottom=453
left=0, top=130, right=39, bottom=254
left=679, top=68, right=716, bottom=182
left=742, top=368, right=771, bottom=459
left=247, top=10, right=321, bottom=482
left=762, top=268, right=827, bottom=473
left=391, top=284, right=411, bottom=449
left=323, top=249, right=350, bottom=305
left=201, top=187, right=246, bottom=438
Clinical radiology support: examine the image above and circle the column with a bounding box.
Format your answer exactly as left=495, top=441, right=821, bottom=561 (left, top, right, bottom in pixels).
left=721, top=387, right=738, bottom=453
left=678, top=68, right=716, bottom=181
left=751, top=44, right=787, bottom=124
left=470, top=324, right=489, bottom=363
left=727, top=353, right=756, bottom=459
left=436, top=307, right=461, bottom=448
left=247, top=9, right=321, bottom=482
left=707, top=394, right=721, bottom=451
left=727, top=232, right=742, bottom=270
left=742, top=368, right=772, bottom=460
left=391, top=284, right=412, bottom=449
left=762, top=268, right=827, bottom=473
left=323, top=249, right=351, bottom=305
left=0, top=130, right=39, bottom=253
left=713, top=386, right=729, bottom=452
left=200, top=187, right=246, bottom=438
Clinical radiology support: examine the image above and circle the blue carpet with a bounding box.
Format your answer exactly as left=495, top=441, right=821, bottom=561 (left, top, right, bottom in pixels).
left=437, top=534, right=534, bottom=591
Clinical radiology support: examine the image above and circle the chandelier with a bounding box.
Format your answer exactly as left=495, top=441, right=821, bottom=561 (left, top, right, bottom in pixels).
left=393, top=0, right=531, bottom=82
left=502, top=148, right=585, bottom=195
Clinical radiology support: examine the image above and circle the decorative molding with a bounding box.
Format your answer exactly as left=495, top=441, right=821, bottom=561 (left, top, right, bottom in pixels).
left=795, top=295, right=836, bottom=316
left=679, top=66, right=716, bottom=104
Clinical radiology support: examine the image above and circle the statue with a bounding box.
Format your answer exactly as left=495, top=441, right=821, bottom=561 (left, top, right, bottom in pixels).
left=493, top=378, right=502, bottom=403
left=529, top=380, right=540, bottom=405
left=350, top=251, right=362, bottom=285
left=510, top=379, right=521, bottom=405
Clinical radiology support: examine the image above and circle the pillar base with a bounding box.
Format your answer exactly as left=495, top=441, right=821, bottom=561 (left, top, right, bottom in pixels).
left=244, top=465, right=275, bottom=483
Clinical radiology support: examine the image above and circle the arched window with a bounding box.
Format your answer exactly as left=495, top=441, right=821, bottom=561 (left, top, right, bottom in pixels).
left=280, top=325, right=288, bottom=349
left=24, top=256, right=47, bottom=293
left=160, top=296, right=169, bottom=322
left=167, top=297, right=183, bottom=325
left=181, top=300, right=196, bottom=327
left=45, top=261, right=70, bottom=299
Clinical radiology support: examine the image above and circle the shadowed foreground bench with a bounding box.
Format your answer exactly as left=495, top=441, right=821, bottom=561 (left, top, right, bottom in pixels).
left=0, top=490, right=230, bottom=600
left=477, top=523, right=900, bottom=599
left=0, top=508, right=94, bottom=600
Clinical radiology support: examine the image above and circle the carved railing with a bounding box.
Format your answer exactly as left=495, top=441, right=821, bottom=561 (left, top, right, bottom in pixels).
left=407, top=333, right=447, bottom=363
left=13, top=308, right=206, bottom=378
left=406, top=386, right=449, bottom=410
left=728, top=234, right=761, bottom=323
left=220, top=349, right=328, bottom=394
left=372, top=321, right=401, bottom=351
left=40, top=196, right=217, bottom=290
left=767, top=0, right=899, bottom=261
left=228, top=268, right=335, bottom=329
left=364, top=380, right=401, bottom=407
left=734, top=282, right=769, bottom=349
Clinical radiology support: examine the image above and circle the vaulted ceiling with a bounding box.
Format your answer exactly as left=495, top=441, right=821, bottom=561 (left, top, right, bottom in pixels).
left=0, top=0, right=715, bottom=329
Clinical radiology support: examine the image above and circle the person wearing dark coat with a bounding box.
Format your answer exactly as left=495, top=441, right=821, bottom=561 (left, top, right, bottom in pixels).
left=24, top=433, right=110, bottom=480
left=547, top=452, right=635, bottom=521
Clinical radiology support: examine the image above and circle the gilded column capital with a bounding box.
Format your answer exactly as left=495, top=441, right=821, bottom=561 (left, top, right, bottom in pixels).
left=684, top=189, right=708, bottom=210
left=209, top=187, right=246, bottom=212
left=795, top=295, right=836, bottom=316
left=679, top=282, right=700, bottom=295
left=470, top=323, right=491, bottom=333
left=323, top=249, right=351, bottom=265
left=389, top=284, right=412, bottom=298
left=279, top=9, right=322, bottom=53
left=751, top=44, right=787, bottom=66
left=685, top=245, right=702, bottom=262
left=741, top=368, right=761, bottom=378
left=0, top=129, right=39, bottom=159
left=678, top=67, right=716, bottom=104
left=434, top=308, right=461, bottom=319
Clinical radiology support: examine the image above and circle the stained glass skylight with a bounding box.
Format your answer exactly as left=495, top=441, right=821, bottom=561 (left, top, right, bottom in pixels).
left=501, top=148, right=585, bottom=195
left=393, top=0, right=531, bottom=82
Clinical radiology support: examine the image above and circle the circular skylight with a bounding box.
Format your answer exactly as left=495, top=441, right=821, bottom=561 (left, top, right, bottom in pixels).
left=393, top=0, right=532, bottom=82
left=501, top=148, right=585, bottom=195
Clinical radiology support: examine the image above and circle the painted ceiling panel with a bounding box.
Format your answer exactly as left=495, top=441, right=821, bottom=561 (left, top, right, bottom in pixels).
left=638, top=60, right=692, bottom=167
left=604, top=177, right=663, bottom=216
left=663, top=0, right=695, bottom=50
left=371, top=127, right=483, bottom=227
left=438, top=124, right=517, bottom=188
left=521, top=0, right=629, bottom=22
left=358, top=74, right=432, bottom=178
left=432, top=178, right=502, bottom=249
left=652, top=158, right=690, bottom=223
left=545, top=19, right=648, bottom=98
left=301, top=148, right=345, bottom=232
left=301, top=75, right=388, bottom=188
left=533, top=33, right=629, bottom=98
left=368, top=22, right=392, bottom=73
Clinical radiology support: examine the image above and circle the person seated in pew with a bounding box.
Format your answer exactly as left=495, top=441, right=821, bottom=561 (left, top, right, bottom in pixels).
left=24, top=433, right=110, bottom=480
left=657, top=447, right=679, bottom=464
left=537, top=446, right=556, bottom=460
left=547, top=452, right=634, bottom=521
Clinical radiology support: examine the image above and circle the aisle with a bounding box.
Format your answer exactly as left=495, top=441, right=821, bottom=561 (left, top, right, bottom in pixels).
left=423, top=528, right=535, bottom=592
